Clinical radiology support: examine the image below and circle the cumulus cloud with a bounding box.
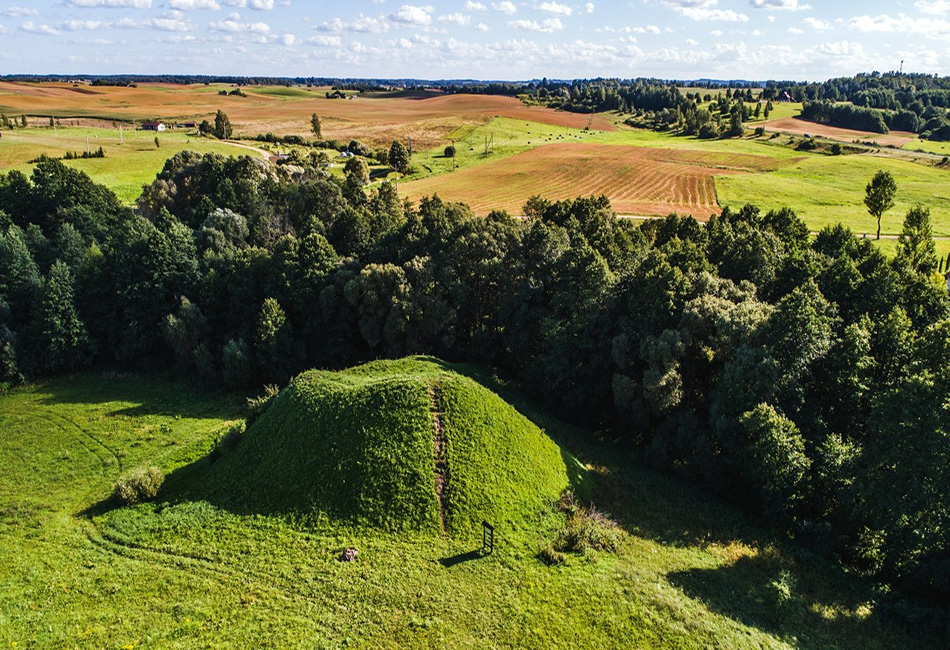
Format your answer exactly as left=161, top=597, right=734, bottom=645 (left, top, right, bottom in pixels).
left=59, top=20, right=106, bottom=30
left=21, top=21, right=61, bottom=35
left=209, top=14, right=270, bottom=33
left=281, top=32, right=295, bottom=45
left=308, top=34, right=341, bottom=46
left=803, top=17, right=830, bottom=30
left=317, top=15, right=390, bottom=33
left=221, top=0, right=275, bottom=9
left=0, top=7, right=37, bottom=16
left=849, top=12, right=950, bottom=35
left=438, top=13, right=471, bottom=26
left=915, top=0, right=950, bottom=14
left=66, top=0, right=151, bottom=7
left=586, top=3, right=595, bottom=13
left=538, top=2, right=572, bottom=16
left=169, top=0, right=220, bottom=9
left=492, top=1, right=516, bottom=15
left=508, top=17, right=563, bottom=32
left=389, top=5, right=433, bottom=26
left=464, top=1, right=486, bottom=9
left=749, top=0, right=809, bottom=9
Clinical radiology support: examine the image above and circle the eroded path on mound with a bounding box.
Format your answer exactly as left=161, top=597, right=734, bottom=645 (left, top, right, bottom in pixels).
left=428, top=383, right=449, bottom=535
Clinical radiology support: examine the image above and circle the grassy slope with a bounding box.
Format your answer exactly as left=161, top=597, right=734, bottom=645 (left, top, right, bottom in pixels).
left=0, top=127, right=252, bottom=203
left=0, top=367, right=933, bottom=649
left=193, top=357, right=579, bottom=539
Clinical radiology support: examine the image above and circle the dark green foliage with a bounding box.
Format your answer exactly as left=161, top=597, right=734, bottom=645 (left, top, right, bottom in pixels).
left=388, top=140, right=410, bottom=174
left=896, top=204, right=937, bottom=274
left=864, top=170, right=897, bottom=240
left=28, top=260, right=91, bottom=374
left=213, top=109, right=232, bottom=140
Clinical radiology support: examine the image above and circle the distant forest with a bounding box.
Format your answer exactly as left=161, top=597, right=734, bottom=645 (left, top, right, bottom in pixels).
left=1, top=152, right=949, bottom=627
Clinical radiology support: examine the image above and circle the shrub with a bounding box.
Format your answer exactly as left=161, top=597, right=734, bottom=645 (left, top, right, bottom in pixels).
left=246, top=384, right=279, bottom=425
left=831, top=143, right=842, bottom=155
left=544, top=491, right=624, bottom=561
left=754, top=126, right=765, bottom=137
left=444, top=145, right=456, bottom=158
left=209, top=422, right=245, bottom=464
left=114, top=467, right=164, bottom=505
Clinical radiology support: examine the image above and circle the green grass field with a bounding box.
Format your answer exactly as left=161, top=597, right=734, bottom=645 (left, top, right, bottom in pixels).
left=0, top=364, right=933, bottom=649
left=0, top=126, right=255, bottom=203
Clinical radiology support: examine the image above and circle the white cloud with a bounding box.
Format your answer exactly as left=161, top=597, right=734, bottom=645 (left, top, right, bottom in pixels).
left=685, top=37, right=698, bottom=44
left=281, top=32, right=295, bottom=45
left=21, top=21, right=61, bottom=35
left=680, top=7, right=748, bottom=21
left=585, top=3, right=594, bottom=13
left=66, top=0, right=151, bottom=7
left=787, top=26, right=803, bottom=33
left=438, top=12, right=471, bottom=25
left=803, top=17, right=830, bottom=30
left=221, top=0, right=275, bottom=9
left=538, top=2, right=572, bottom=16
left=710, top=28, right=722, bottom=35
left=170, top=0, right=220, bottom=9
left=389, top=5, right=433, bottom=26
left=849, top=12, right=950, bottom=35
left=749, top=0, right=809, bottom=9
left=915, top=0, right=950, bottom=14
left=508, top=17, right=563, bottom=32
left=475, top=22, right=489, bottom=31
left=308, top=34, right=341, bottom=46
left=317, top=15, right=390, bottom=33
left=492, top=1, right=516, bottom=15
left=0, top=7, right=37, bottom=16
left=209, top=16, right=270, bottom=33
left=464, top=1, right=486, bottom=9
left=59, top=20, right=106, bottom=30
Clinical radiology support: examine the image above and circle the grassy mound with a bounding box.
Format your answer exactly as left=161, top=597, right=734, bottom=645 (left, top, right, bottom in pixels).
left=200, top=357, right=589, bottom=537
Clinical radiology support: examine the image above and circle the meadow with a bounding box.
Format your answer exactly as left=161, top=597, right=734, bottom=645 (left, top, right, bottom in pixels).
left=0, top=369, right=930, bottom=649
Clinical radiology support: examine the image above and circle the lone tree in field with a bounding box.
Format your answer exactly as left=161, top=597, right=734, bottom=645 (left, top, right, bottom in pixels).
left=213, top=109, right=233, bottom=140
left=865, top=170, right=897, bottom=240
left=310, top=113, right=322, bottom=138
left=389, top=140, right=410, bottom=175
left=444, top=144, right=456, bottom=158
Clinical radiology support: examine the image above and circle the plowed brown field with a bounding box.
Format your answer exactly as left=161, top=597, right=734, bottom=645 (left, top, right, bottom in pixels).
left=0, top=83, right=613, bottom=148
left=402, top=143, right=794, bottom=217
left=762, top=117, right=916, bottom=147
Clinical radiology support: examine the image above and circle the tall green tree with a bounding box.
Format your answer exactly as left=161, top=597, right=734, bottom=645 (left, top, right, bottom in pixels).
left=310, top=113, right=322, bottom=138
left=30, top=260, right=91, bottom=373
left=864, top=170, right=897, bottom=240
left=213, top=110, right=233, bottom=140
left=896, top=204, right=937, bottom=275
left=255, top=297, right=297, bottom=384
left=388, top=140, right=410, bottom=176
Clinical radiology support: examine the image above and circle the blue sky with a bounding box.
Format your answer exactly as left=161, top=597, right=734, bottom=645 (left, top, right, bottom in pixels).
left=0, top=1, right=948, bottom=80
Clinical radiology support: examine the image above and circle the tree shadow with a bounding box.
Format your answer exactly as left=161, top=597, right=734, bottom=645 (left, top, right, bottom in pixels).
left=667, top=552, right=938, bottom=649
left=37, top=371, right=243, bottom=421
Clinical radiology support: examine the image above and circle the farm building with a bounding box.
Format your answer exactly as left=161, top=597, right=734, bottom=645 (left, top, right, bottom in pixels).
left=141, top=121, right=166, bottom=131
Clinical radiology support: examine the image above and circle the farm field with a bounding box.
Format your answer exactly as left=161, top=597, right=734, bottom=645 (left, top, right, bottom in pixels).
left=0, top=82, right=613, bottom=148
left=0, top=126, right=258, bottom=203
left=760, top=116, right=917, bottom=147
left=403, top=142, right=793, bottom=217
left=0, top=369, right=928, bottom=649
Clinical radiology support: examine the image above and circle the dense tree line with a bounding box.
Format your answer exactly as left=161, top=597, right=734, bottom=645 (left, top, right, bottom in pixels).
left=1, top=153, right=949, bottom=624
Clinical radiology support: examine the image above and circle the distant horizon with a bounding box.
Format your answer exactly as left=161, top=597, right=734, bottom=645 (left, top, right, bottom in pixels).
left=1, top=1, right=949, bottom=81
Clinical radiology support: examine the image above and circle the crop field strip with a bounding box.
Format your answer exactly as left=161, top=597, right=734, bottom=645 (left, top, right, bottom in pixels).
left=403, top=143, right=795, bottom=217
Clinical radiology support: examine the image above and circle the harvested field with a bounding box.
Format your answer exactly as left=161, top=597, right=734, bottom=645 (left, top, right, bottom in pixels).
left=762, top=117, right=916, bottom=147
left=402, top=143, right=792, bottom=217
left=0, top=82, right=614, bottom=149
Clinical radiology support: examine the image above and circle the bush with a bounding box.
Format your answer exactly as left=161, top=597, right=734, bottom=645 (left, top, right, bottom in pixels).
left=246, top=383, right=279, bottom=425
left=698, top=123, right=720, bottom=139
left=831, top=143, right=842, bottom=155
left=754, top=126, right=765, bottom=137
left=444, top=145, right=456, bottom=158
left=114, top=467, right=164, bottom=505
left=544, top=491, right=624, bottom=561
left=209, top=422, right=245, bottom=464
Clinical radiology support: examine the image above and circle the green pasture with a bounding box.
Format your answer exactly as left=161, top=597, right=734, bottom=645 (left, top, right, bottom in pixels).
left=0, top=126, right=257, bottom=203
left=716, top=151, right=950, bottom=237
left=0, top=370, right=927, bottom=649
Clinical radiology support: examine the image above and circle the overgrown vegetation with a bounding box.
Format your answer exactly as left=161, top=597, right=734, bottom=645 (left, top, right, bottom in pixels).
left=114, top=466, right=165, bottom=504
